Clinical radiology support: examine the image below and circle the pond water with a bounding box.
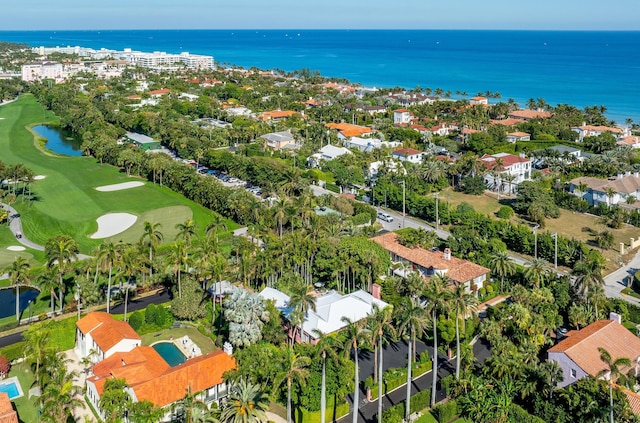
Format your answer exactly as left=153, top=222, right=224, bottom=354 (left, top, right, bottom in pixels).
left=32, top=125, right=83, bottom=156
left=0, top=287, right=40, bottom=319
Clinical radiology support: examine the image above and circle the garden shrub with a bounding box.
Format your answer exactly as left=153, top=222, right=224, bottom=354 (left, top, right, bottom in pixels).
left=350, top=212, right=371, bottom=226
left=496, top=206, right=514, bottom=219
left=0, top=342, right=25, bottom=362
left=145, top=304, right=157, bottom=325
left=128, top=311, right=143, bottom=331
left=433, top=400, right=458, bottom=423
left=0, top=355, right=10, bottom=378
left=507, top=403, right=545, bottom=423
left=155, top=306, right=171, bottom=327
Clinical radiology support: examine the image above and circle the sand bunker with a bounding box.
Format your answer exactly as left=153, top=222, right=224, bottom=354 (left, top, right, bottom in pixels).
left=96, top=181, right=145, bottom=192
left=33, top=175, right=46, bottom=180
left=90, top=213, right=137, bottom=239
left=6, top=246, right=26, bottom=251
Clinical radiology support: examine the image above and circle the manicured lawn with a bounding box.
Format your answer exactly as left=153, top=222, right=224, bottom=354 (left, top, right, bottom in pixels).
left=414, top=411, right=438, bottom=423
left=0, top=95, right=220, bottom=254
left=0, top=224, right=45, bottom=269
left=139, top=325, right=217, bottom=355
left=9, top=361, right=38, bottom=423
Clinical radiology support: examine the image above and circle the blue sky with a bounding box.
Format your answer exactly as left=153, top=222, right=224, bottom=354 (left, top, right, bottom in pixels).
left=3, top=0, right=639, bottom=30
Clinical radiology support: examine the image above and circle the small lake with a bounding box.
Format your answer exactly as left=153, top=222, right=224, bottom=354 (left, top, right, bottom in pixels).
left=32, top=125, right=83, bottom=156
left=0, top=287, right=40, bottom=319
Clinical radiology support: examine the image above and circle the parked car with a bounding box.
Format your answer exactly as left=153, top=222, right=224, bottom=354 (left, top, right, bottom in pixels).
left=377, top=211, right=394, bottom=222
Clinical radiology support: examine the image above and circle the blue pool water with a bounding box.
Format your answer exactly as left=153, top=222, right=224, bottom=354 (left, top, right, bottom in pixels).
left=0, top=381, right=20, bottom=400
left=153, top=342, right=186, bottom=367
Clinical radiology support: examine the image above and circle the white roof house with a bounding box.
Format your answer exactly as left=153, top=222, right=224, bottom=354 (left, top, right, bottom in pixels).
left=308, top=144, right=352, bottom=168
left=259, top=287, right=291, bottom=311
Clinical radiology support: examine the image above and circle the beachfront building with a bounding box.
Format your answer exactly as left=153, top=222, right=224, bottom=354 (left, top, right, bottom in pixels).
left=393, top=109, right=412, bottom=125
left=572, top=123, right=625, bottom=142
left=508, top=109, right=553, bottom=121
left=259, top=288, right=388, bottom=344
left=480, top=152, right=532, bottom=194
left=75, top=312, right=142, bottom=362
left=124, top=132, right=162, bottom=151
left=569, top=172, right=640, bottom=207
left=392, top=148, right=425, bottom=164
left=385, top=92, right=436, bottom=107
left=371, top=232, right=490, bottom=294
left=618, top=136, right=640, bottom=149
left=307, top=144, right=352, bottom=168
left=261, top=131, right=297, bottom=151
left=547, top=316, right=640, bottom=388
left=469, top=96, right=489, bottom=105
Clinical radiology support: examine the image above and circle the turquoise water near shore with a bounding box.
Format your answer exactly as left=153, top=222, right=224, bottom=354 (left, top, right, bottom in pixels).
left=1, top=30, right=638, bottom=122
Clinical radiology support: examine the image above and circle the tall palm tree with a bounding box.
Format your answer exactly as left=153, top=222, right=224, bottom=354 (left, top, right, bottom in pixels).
left=173, top=385, right=210, bottom=423
left=597, top=347, right=631, bottom=423
left=450, top=285, right=478, bottom=379
left=488, top=251, right=515, bottom=293
left=397, top=296, right=430, bottom=422
left=176, top=218, right=199, bottom=261
left=45, top=235, right=79, bottom=312
left=23, top=328, right=49, bottom=386
left=287, top=285, right=316, bottom=344
left=274, top=346, right=311, bottom=423
left=524, top=258, right=549, bottom=289
left=220, top=379, right=269, bottom=423
left=368, top=304, right=395, bottom=423
left=140, top=221, right=163, bottom=280
left=5, top=256, right=30, bottom=321
left=312, top=330, right=342, bottom=423
left=116, top=245, right=145, bottom=321
left=169, top=241, right=189, bottom=298
left=39, top=362, right=83, bottom=423
left=572, top=257, right=605, bottom=297
left=97, top=242, right=120, bottom=313
left=206, top=212, right=228, bottom=247
left=341, top=316, right=369, bottom=423
left=424, top=274, right=451, bottom=408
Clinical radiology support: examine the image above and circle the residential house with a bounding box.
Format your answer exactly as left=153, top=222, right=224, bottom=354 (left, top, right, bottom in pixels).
left=362, top=105, right=387, bottom=115
left=368, top=159, right=405, bottom=181
left=547, top=316, right=640, bottom=388
left=392, top=148, right=424, bottom=164
left=261, top=131, right=297, bottom=151
left=469, top=96, right=488, bottom=105
left=257, top=110, right=300, bottom=122
left=75, top=312, right=142, bottom=362
left=618, top=136, right=640, bottom=149
left=0, top=393, right=17, bottom=423
left=386, top=92, right=435, bottom=107
left=572, top=123, right=625, bottom=142
left=394, top=109, right=413, bottom=125
left=480, top=152, right=532, bottom=194
left=371, top=232, right=489, bottom=293
left=455, top=127, right=481, bottom=143
left=147, top=88, right=170, bottom=98
left=506, top=131, right=531, bottom=143
left=259, top=288, right=389, bottom=344
left=325, top=122, right=374, bottom=139
left=307, top=144, right=352, bottom=168
left=570, top=172, right=640, bottom=207
left=343, top=137, right=400, bottom=152
left=86, top=347, right=236, bottom=421
left=490, top=118, right=520, bottom=127
left=508, top=109, right=552, bottom=121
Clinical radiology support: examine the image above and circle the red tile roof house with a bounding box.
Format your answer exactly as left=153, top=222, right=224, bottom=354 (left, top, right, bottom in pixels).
left=371, top=232, right=490, bottom=294
left=86, top=347, right=236, bottom=421
left=480, top=152, right=532, bottom=194
left=547, top=316, right=640, bottom=389
left=508, top=109, right=553, bottom=121
left=76, top=312, right=142, bottom=363
left=506, top=131, right=531, bottom=143
left=392, top=148, right=425, bottom=164
left=0, top=393, right=17, bottom=423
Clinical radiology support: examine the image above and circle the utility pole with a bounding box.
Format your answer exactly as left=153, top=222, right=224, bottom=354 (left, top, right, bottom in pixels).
left=554, top=232, right=558, bottom=270
left=402, top=180, right=406, bottom=228
left=533, top=225, right=540, bottom=259
left=435, top=192, right=439, bottom=230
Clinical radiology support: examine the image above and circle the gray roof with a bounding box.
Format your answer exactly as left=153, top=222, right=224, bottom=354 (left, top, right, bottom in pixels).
left=260, top=131, right=294, bottom=143
left=125, top=132, right=157, bottom=144
left=549, top=145, right=581, bottom=154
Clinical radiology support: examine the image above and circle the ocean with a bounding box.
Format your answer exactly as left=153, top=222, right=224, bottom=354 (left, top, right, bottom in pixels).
left=1, top=30, right=639, bottom=123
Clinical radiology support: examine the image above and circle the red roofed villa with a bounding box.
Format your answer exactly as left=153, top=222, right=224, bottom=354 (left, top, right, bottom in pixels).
left=392, top=148, right=424, bottom=164
left=76, top=312, right=141, bottom=362
left=480, top=152, right=532, bottom=194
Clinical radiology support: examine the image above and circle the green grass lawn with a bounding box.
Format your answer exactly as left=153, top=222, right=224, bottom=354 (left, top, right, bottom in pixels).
left=0, top=95, right=223, bottom=254
left=9, top=361, right=38, bottom=423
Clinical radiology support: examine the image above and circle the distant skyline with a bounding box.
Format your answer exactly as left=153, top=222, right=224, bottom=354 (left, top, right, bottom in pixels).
left=3, top=0, right=640, bottom=31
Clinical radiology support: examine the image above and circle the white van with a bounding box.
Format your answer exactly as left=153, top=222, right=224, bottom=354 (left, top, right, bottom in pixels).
left=377, top=211, right=394, bottom=222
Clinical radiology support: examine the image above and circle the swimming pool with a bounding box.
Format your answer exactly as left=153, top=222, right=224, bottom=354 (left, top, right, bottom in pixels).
left=0, top=377, right=24, bottom=400
left=153, top=342, right=187, bottom=367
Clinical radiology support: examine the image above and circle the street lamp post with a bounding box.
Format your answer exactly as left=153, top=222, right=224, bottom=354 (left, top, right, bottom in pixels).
left=435, top=192, right=439, bottom=230
left=401, top=180, right=406, bottom=228
left=553, top=232, right=558, bottom=270
left=75, top=283, right=81, bottom=320
left=533, top=225, right=540, bottom=259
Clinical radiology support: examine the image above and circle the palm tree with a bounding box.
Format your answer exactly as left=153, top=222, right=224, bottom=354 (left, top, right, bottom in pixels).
left=45, top=235, right=79, bottom=312
left=524, top=258, right=549, bottom=288
left=572, top=258, right=605, bottom=297
left=173, top=385, right=210, bottom=423
left=37, top=270, right=58, bottom=316
left=220, top=379, right=269, bottom=423
left=312, top=330, right=342, bottom=423
left=23, top=328, right=49, bottom=386
left=140, top=221, right=163, bottom=280
left=176, top=218, right=199, bottom=260
left=274, top=347, right=311, bottom=423
left=604, top=187, right=616, bottom=208
left=116, top=245, right=145, bottom=321
left=341, top=316, right=369, bottom=423
left=206, top=212, right=228, bottom=246
left=97, top=242, right=120, bottom=313
left=597, top=347, right=631, bottom=423
left=169, top=241, right=189, bottom=298
left=397, top=296, right=430, bottom=422
left=488, top=251, right=515, bottom=293
left=287, top=285, right=316, bottom=344
left=424, top=274, right=451, bottom=407
left=368, top=304, right=395, bottom=423
left=39, top=364, right=83, bottom=422
left=450, top=285, right=478, bottom=379
left=5, top=257, right=30, bottom=321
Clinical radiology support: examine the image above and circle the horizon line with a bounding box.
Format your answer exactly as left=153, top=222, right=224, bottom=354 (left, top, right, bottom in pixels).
left=2, top=28, right=639, bottom=32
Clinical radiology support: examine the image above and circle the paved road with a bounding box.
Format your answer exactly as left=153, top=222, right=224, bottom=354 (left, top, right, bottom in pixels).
left=3, top=203, right=44, bottom=251
left=0, top=290, right=171, bottom=349
left=604, top=248, right=640, bottom=306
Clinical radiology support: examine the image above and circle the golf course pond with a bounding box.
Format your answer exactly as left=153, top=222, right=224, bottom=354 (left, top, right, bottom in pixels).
left=32, top=125, right=83, bottom=156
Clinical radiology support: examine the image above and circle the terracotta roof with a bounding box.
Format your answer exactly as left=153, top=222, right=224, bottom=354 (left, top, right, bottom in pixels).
left=89, top=346, right=236, bottom=408
left=325, top=122, right=373, bottom=137
left=622, top=386, right=640, bottom=416
left=480, top=153, right=530, bottom=169
left=509, top=109, right=552, bottom=120
left=126, top=94, right=141, bottom=100
left=508, top=132, right=530, bottom=137
left=371, top=232, right=489, bottom=284
left=0, top=393, right=17, bottom=423
left=618, top=136, right=640, bottom=145
left=574, top=125, right=622, bottom=134
left=461, top=128, right=480, bottom=135
left=393, top=148, right=422, bottom=156
left=147, top=88, right=170, bottom=95
left=259, top=110, right=299, bottom=121
left=394, top=109, right=409, bottom=113
left=470, top=96, right=487, bottom=101
left=548, top=320, right=640, bottom=377
left=77, top=312, right=141, bottom=352
left=491, top=118, right=520, bottom=126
